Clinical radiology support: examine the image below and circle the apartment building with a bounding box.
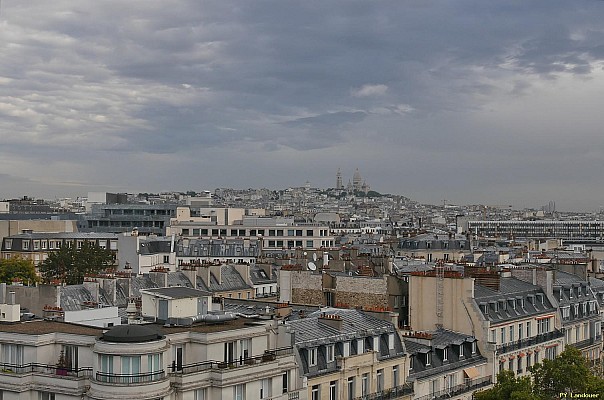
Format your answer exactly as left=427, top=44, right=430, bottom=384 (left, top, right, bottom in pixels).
left=167, top=208, right=335, bottom=250
left=397, top=234, right=470, bottom=263
left=287, top=308, right=412, bottom=400
left=466, top=220, right=604, bottom=242
left=1, top=232, right=119, bottom=266
left=0, top=287, right=306, bottom=400
left=81, top=204, right=177, bottom=235
left=507, top=267, right=602, bottom=363
left=404, top=329, right=491, bottom=400
left=408, top=269, right=565, bottom=383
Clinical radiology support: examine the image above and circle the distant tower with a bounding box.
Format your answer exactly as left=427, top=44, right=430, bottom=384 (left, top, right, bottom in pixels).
left=336, top=169, right=343, bottom=189
left=353, top=168, right=362, bottom=192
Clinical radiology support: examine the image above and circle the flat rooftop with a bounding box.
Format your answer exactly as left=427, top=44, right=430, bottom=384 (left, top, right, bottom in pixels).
left=0, top=317, right=266, bottom=336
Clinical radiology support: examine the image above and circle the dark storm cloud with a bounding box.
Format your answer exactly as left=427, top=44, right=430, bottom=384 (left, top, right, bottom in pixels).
left=1, top=1, right=604, bottom=208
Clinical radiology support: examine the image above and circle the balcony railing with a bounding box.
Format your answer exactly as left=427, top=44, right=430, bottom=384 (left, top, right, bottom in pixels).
left=570, top=337, right=600, bottom=349
left=170, top=347, right=294, bottom=374
left=95, top=370, right=165, bottom=384
left=496, top=330, right=564, bottom=353
left=0, top=362, right=92, bottom=378
left=415, top=376, right=492, bottom=400
left=352, top=382, right=414, bottom=400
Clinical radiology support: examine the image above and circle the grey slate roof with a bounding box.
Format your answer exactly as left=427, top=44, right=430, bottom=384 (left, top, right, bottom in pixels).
left=142, top=287, right=212, bottom=299
left=167, top=272, right=195, bottom=288
left=289, top=308, right=397, bottom=346
left=249, top=265, right=276, bottom=285
left=474, top=277, right=556, bottom=323
left=209, top=265, right=251, bottom=292
left=405, top=329, right=486, bottom=381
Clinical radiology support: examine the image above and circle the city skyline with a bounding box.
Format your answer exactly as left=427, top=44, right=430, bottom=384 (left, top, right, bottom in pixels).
left=1, top=2, right=604, bottom=211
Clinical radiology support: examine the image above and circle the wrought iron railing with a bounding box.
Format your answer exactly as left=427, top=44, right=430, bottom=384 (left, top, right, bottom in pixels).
left=352, top=382, right=414, bottom=400
left=0, top=363, right=92, bottom=378
left=415, top=376, right=492, bottom=400
left=496, top=330, right=564, bottom=353
left=170, top=346, right=294, bottom=374
left=95, top=370, right=165, bottom=384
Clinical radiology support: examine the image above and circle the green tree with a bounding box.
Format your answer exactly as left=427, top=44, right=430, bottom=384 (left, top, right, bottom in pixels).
left=39, top=242, right=114, bottom=285
left=531, top=346, right=604, bottom=399
left=474, top=370, right=538, bottom=400
left=0, top=257, right=39, bottom=285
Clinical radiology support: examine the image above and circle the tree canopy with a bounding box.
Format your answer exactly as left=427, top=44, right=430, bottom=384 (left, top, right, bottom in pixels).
left=39, top=242, right=114, bottom=285
left=0, top=257, right=39, bottom=285
left=475, top=347, right=604, bottom=400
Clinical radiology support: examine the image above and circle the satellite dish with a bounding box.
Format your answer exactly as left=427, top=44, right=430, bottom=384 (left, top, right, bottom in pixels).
left=304, top=252, right=307, bottom=256
left=312, top=253, right=317, bottom=262
left=308, top=262, right=317, bottom=271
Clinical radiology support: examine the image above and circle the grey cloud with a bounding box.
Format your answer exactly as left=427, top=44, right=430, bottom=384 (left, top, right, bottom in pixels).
left=2, top=1, right=604, bottom=208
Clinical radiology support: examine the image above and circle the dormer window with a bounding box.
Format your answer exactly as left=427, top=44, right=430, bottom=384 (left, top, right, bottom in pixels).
left=357, top=339, right=364, bottom=354
left=326, top=344, right=335, bottom=363
left=459, top=344, right=464, bottom=358
left=471, top=341, right=477, bottom=354
left=309, top=348, right=317, bottom=367
left=388, top=333, right=395, bottom=350
left=343, top=341, right=351, bottom=357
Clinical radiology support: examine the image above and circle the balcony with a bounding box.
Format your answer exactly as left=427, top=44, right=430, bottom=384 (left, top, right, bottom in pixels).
left=352, top=382, right=414, bottom=400
left=170, top=347, right=294, bottom=375
left=496, top=330, right=564, bottom=354
left=95, top=370, right=165, bottom=384
left=0, top=362, right=92, bottom=378
left=415, top=376, right=492, bottom=400
left=571, top=337, right=600, bottom=350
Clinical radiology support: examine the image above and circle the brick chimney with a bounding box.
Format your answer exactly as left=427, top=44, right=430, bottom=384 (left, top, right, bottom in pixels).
left=318, top=313, right=343, bottom=330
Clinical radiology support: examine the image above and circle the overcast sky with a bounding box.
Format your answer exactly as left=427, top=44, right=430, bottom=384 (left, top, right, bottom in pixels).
left=1, top=1, right=604, bottom=211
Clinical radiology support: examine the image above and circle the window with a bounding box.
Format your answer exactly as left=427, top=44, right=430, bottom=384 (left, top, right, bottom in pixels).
left=526, top=321, right=531, bottom=338
left=459, top=343, right=464, bottom=358
left=195, top=388, right=206, bottom=400
left=99, top=354, right=113, bottom=374
left=347, top=377, right=355, bottom=400
left=148, top=353, right=162, bottom=373
left=62, top=345, right=79, bottom=370
left=306, top=240, right=313, bottom=247
left=442, top=347, right=448, bottom=362
left=41, top=240, right=47, bottom=250
left=388, top=333, right=395, bottom=350
left=33, top=241, right=40, bottom=250
left=2, top=344, right=24, bottom=368
left=39, top=393, right=55, bottom=400
left=163, top=255, right=170, bottom=263
left=471, top=341, right=477, bottom=354
left=329, top=381, right=337, bottom=400
left=518, top=323, right=523, bottom=340
left=426, top=352, right=432, bottom=366
left=501, top=328, right=506, bottom=343
left=362, top=373, right=369, bottom=396
left=409, top=356, right=414, bottom=370
left=234, top=384, right=246, bottom=400
left=309, top=348, right=317, bottom=366
left=326, top=344, right=335, bottom=363
left=509, top=326, right=514, bottom=342
left=22, top=240, right=29, bottom=250
left=282, top=371, right=289, bottom=394
left=260, top=378, right=271, bottom=399
left=393, top=365, right=399, bottom=386
left=312, top=385, right=320, bottom=400
left=4, top=239, right=11, bottom=250
left=121, top=355, right=141, bottom=380
left=357, top=338, right=364, bottom=354
left=377, top=369, right=384, bottom=392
